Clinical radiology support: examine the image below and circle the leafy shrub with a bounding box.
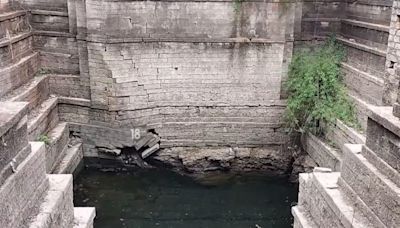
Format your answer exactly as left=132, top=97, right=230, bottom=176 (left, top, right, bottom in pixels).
left=285, top=38, right=358, bottom=136
left=38, top=134, right=51, bottom=145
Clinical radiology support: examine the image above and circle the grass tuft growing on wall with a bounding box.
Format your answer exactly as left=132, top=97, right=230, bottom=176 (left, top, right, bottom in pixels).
left=285, top=37, right=359, bottom=136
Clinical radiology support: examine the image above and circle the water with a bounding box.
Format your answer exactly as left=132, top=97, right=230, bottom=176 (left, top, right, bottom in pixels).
left=74, top=168, right=298, bottom=228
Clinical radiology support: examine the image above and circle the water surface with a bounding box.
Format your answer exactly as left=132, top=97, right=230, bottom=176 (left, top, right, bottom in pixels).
left=74, top=168, right=297, bottom=228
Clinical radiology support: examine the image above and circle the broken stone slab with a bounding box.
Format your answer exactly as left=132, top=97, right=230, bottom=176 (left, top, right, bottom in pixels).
left=141, top=143, right=160, bottom=159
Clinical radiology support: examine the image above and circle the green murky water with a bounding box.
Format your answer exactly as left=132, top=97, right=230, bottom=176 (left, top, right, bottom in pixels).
left=73, top=168, right=297, bottom=228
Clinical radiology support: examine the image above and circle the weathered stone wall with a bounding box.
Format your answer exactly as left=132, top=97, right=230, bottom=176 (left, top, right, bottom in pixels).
left=296, top=0, right=345, bottom=40
left=63, top=0, right=296, bottom=165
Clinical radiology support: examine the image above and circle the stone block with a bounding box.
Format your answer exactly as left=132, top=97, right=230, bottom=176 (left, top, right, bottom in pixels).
left=73, top=207, right=96, bottom=228
left=0, top=102, right=29, bottom=170
left=46, top=122, right=70, bottom=173
left=301, top=133, right=341, bottom=171
left=366, top=107, right=400, bottom=173
left=0, top=141, right=48, bottom=228
left=29, top=174, right=74, bottom=228
left=28, top=97, right=59, bottom=141
left=341, top=142, right=400, bottom=227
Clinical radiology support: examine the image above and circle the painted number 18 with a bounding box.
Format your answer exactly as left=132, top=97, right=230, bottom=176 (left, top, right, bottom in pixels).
left=131, top=128, right=141, bottom=140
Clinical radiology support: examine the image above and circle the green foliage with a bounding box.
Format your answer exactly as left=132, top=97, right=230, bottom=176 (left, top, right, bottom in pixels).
left=233, top=0, right=243, bottom=13
left=285, top=37, right=358, bottom=136
left=38, top=134, right=51, bottom=145
left=37, top=68, right=51, bottom=75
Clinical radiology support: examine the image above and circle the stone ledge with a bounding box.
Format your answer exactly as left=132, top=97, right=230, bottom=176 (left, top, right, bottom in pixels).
left=362, top=145, right=400, bottom=189
left=342, top=19, right=389, bottom=32
left=84, top=34, right=290, bottom=44
left=0, top=10, right=26, bottom=22
left=27, top=97, right=58, bottom=139
left=33, top=30, right=75, bottom=38
left=47, top=122, right=70, bottom=173
left=342, top=62, right=384, bottom=106
left=53, top=143, right=83, bottom=174
left=0, top=141, right=48, bottom=228
left=0, top=102, right=29, bottom=137
left=301, top=133, right=342, bottom=171
left=73, top=207, right=96, bottom=228
left=28, top=174, right=74, bottom=228
left=367, top=106, right=400, bottom=138
left=341, top=142, right=400, bottom=227
left=58, top=96, right=91, bottom=107
left=337, top=37, right=387, bottom=57
left=30, top=9, right=68, bottom=17
left=0, top=31, right=31, bottom=48
left=292, top=206, right=318, bottom=228
left=326, top=119, right=365, bottom=152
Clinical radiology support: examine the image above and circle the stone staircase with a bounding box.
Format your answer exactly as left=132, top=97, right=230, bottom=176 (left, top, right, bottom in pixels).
left=0, top=4, right=94, bottom=228
left=293, top=106, right=400, bottom=227
left=294, top=2, right=400, bottom=226
left=301, top=0, right=391, bottom=172
left=0, top=102, right=94, bottom=228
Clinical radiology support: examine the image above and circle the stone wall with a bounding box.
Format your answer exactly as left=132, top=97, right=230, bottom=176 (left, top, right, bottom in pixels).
left=49, top=0, right=298, bottom=172
left=6, top=0, right=395, bottom=174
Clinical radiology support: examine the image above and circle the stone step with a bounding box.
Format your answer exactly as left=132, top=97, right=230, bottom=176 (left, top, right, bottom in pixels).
left=349, top=94, right=375, bottom=131
left=73, top=207, right=96, bottom=228
left=345, top=0, right=392, bottom=26
left=46, top=122, right=70, bottom=173
left=0, top=142, right=49, bottom=228
left=1, top=74, right=49, bottom=111
left=38, top=50, right=79, bottom=75
left=302, top=171, right=375, bottom=228
left=28, top=96, right=58, bottom=141
left=0, top=51, right=39, bottom=97
left=338, top=36, right=386, bottom=57
left=0, top=32, right=34, bottom=68
left=365, top=106, right=400, bottom=177
left=341, top=19, right=389, bottom=50
left=0, top=101, right=29, bottom=170
left=28, top=174, right=74, bottom=228
left=292, top=206, right=318, bottom=228
left=0, top=10, right=30, bottom=40
left=29, top=9, right=69, bottom=33
left=342, top=62, right=384, bottom=106
left=53, top=143, right=83, bottom=174
left=141, top=143, right=160, bottom=159
left=325, top=119, right=366, bottom=153
left=0, top=10, right=26, bottom=22
left=341, top=143, right=400, bottom=227
left=338, top=37, right=386, bottom=80
left=341, top=19, right=389, bottom=32
left=301, top=133, right=342, bottom=171
left=48, top=74, right=90, bottom=99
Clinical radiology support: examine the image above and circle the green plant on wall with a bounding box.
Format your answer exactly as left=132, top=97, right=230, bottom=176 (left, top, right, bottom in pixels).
left=285, top=37, right=358, bottom=136
left=233, top=0, right=244, bottom=13
left=38, top=134, right=51, bottom=145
